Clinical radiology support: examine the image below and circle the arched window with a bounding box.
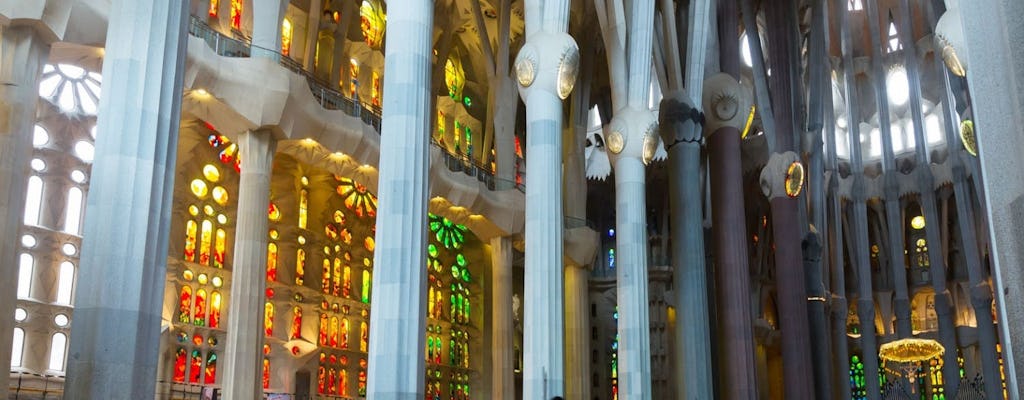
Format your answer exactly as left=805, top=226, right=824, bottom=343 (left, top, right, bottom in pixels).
left=56, top=261, right=75, bottom=305
left=208, top=0, right=219, bottom=17
left=24, top=176, right=43, bottom=226
left=11, top=328, right=25, bottom=367
left=361, top=270, right=371, bottom=303
left=264, top=302, right=275, bottom=336
left=65, top=187, right=84, bottom=234
left=173, top=348, right=187, bottom=382
left=329, top=316, right=339, bottom=347
left=209, top=291, right=222, bottom=328
left=360, top=322, right=368, bottom=352
left=281, top=18, right=293, bottom=56
left=204, top=351, right=217, bottom=384
left=213, top=228, right=227, bottom=268
left=341, top=318, right=350, bottom=349
left=199, top=220, right=213, bottom=265
left=290, top=306, right=302, bottom=340
left=230, top=0, right=242, bottom=30
left=17, top=254, right=33, bottom=299
left=262, top=358, right=270, bottom=389
left=179, top=286, right=193, bottom=324
left=332, top=259, right=343, bottom=296
left=295, top=248, right=306, bottom=286
left=184, top=220, right=198, bottom=262
left=321, top=259, right=331, bottom=294
left=298, top=188, right=308, bottom=229
left=189, top=349, right=202, bottom=383
left=319, top=313, right=329, bottom=346
left=343, top=265, right=352, bottom=298
left=267, top=243, right=278, bottom=282
left=194, top=289, right=208, bottom=326
left=49, top=332, right=67, bottom=371
left=340, top=369, right=349, bottom=396
left=928, top=357, right=945, bottom=399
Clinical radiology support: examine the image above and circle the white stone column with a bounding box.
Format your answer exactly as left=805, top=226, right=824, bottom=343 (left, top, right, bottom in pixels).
left=64, top=1, right=189, bottom=398
left=251, top=0, right=288, bottom=59
left=491, top=236, right=516, bottom=400
left=0, top=24, right=49, bottom=400
left=364, top=0, right=433, bottom=396
left=220, top=130, right=276, bottom=400
left=302, top=0, right=323, bottom=71
left=564, top=263, right=591, bottom=400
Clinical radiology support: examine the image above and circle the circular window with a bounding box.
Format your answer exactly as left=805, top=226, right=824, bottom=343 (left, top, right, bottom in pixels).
left=61, top=243, right=77, bottom=256
left=54, top=314, right=69, bottom=327
left=31, top=159, right=46, bottom=172
left=21, top=235, right=36, bottom=248
left=14, top=308, right=27, bottom=322
left=33, top=125, right=49, bottom=147
left=74, top=141, right=95, bottom=163
left=70, top=170, right=87, bottom=183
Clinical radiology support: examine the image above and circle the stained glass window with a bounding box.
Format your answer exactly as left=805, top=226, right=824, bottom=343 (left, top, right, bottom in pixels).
left=173, top=348, right=187, bottom=382
left=208, top=0, right=219, bottom=16
left=359, top=0, right=386, bottom=48
left=291, top=306, right=303, bottom=340
left=299, top=188, right=309, bottom=229
left=230, top=0, right=242, bottom=30
left=341, top=318, right=350, bottom=349
left=296, top=248, right=306, bottom=285
left=204, top=352, right=217, bottom=384
left=214, top=228, right=227, bottom=268
left=429, top=214, right=467, bottom=249
left=360, top=322, right=368, bottom=352
left=851, top=354, right=867, bottom=400
left=179, top=286, right=193, bottom=324
left=329, top=316, right=339, bottom=347
left=350, top=59, right=359, bottom=99
left=445, top=57, right=465, bottom=101
left=37, top=64, right=102, bottom=115
left=210, top=291, right=222, bottom=328
left=194, top=289, right=208, bottom=326
left=336, top=178, right=378, bottom=218
left=189, top=350, right=202, bottom=383
left=199, top=220, right=213, bottom=265
left=361, top=270, right=371, bottom=303
left=184, top=220, right=198, bottom=261
left=267, top=242, right=278, bottom=281
left=265, top=301, right=275, bottom=336
left=281, top=18, right=293, bottom=56
left=371, top=71, right=381, bottom=108
left=263, top=358, right=270, bottom=389
left=915, top=238, right=929, bottom=268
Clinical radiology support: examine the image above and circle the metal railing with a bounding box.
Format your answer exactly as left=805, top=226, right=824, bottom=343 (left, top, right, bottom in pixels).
left=185, top=17, right=527, bottom=193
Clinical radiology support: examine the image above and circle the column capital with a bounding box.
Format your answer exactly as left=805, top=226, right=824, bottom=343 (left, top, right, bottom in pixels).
left=657, top=91, right=703, bottom=149
left=701, top=73, right=752, bottom=138
left=236, top=130, right=278, bottom=173
left=758, top=151, right=804, bottom=200
left=604, top=107, right=659, bottom=165
left=0, top=1, right=73, bottom=43
left=514, top=31, right=579, bottom=102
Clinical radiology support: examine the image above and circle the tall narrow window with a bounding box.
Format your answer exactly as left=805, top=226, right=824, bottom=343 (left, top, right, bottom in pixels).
left=340, top=369, right=349, bottom=396
left=213, top=228, right=227, bottom=268
left=65, top=187, right=83, bottom=234
left=49, top=332, right=67, bottom=371
left=848, top=0, right=863, bottom=10
left=12, top=328, right=24, bottom=367
left=359, top=321, right=368, bottom=352
left=194, top=289, right=208, bottom=326
left=340, top=318, right=350, bottom=349
left=332, top=259, right=343, bottom=296
left=210, top=291, right=222, bottom=328
left=204, top=352, right=218, bottom=384
left=329, top=316, right=339, bottom=347
left=298, top=189, right=309, bottom=229
left=56, top=261, right=75, bottom=305
left=24, top=176, right=42, bottom=226
left=189, top=350, right=202, bottom=383
left=281, top=18, right=293, bottom=56
left=886, top=21, right=902, bottom=53
left=173, top=348, right=187, bottom=382
left=263, top=358, right=271, bottom=389
left=321, top=259, right=331, bottom=294
left=319, top=313, right=329, bottom=346
left=200, top=220, right=213, bottom=265
left=208, top=0, right=219, bottom=17
left=371, top=71, right=381, bottom=107
left=295, top=248, right=306, bottom=285
left=230, top=0, right=242, bottom=30
left=349, top=59, right=360, bottom=99
left=361, top=270, right=371, bottom=303
left=17, top=254, right=33, bottom=299
left=267, top=243, right=278, bottom=281
left=343, top=265, right=352, bottom=298
left=265, top=301, right=275, bottom=336
left=179, top=286, right=193, bottom=324
left=291, top=306, right=302, bottom=340
left=850, top=354, right=866, bottom=400
left=184, top=220, right=198, bottom=262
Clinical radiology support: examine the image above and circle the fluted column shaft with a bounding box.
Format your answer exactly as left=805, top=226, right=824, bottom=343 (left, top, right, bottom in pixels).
left=660, top=111, right=713, bottom=399
left=491, top=236, right=516, bottom=400
left=613, top=156, right=652, bottom=400
left=708, top=127, right=758, bottom=399
left=365, top=0, right=433, bottom=397
left=917, top=180, right=960, bottom=395
left=522, top=90, right=566, bottom=398
left=0, top=25, right=49, bottom=400
left=302, top=0, right=323, bottom=71
left=252, top=0, right=288, bottom=59
left=221, top=130, right=276, bottom=400
left=565, top=263, right=591, bottom=400
left=64, top=1, right=188, bottom=398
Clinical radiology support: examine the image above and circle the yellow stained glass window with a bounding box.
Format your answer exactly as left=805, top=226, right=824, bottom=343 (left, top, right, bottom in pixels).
left=264, top=301, right=275, bottom=336
left=199, top=220, right=213, bottom=265
left=445, top=57, right=465, bottom=101
left=213, top=228, right=227, bottom=268
left=267, top=243, right=278, bottom=282
left=333, top=258, right=343, bottom=296
left=210, top=291, right=222, bottom=328
left=359, top=321, right=368, bottom=352
left=191, top=179, right=209, bottom=198
left=371, top=71, right=381, bottom=108
left=184, top=220, right=198, bottom=262
left=212, top=186, right=229, bottom=206
left=281, top=18, right=293, bottom=56
left=230, top=0, right=242, bottom=30
left=329, top=316, right=339, bottom=347
left=269, top=202, right=281, bottom=221
left=341, top=318, right=350, bottom=349
left=321, top=259, right=331, bottom=294
left=299, top=189, right=309, bottom=229
left=208, top=0, right=219, bottom=17
left=349, top=59, right=359, bottom=99
left=203, top=164, right=220, bottom=182
left=359, top=0, right=385, bottom=49
left=295, top=248, right=306, bottom=285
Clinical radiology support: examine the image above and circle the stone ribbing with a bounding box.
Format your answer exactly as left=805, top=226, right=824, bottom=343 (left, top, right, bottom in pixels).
left=490, top=236, right=516, bottom=400
left=220, top=131, right=276, bottom=399
left=64, top=1, right=189, bottom=398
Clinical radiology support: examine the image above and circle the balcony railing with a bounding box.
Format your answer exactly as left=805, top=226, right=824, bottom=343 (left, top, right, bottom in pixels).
left=186, top=17, right=527, bottom=192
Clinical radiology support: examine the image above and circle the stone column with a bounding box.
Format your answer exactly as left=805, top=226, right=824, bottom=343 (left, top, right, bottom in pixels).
left=703, top=73, right=758, bottom=399
left=220, top=130, right=276, bottom=400
left=513, top=2, right=577, bottom=392
left=251, top=0, right=288, bottom=59
left=0, top=24, right=49, bottom=400
left=491, top=236, right=516, bottom=400
left=364, top=0, right=433, bottom=396
left=302, top=0, right=323, bottom=71
left=658, top=93, right=713, bottom=399
left=64, top=1, right=189, bottom=398
left=564, top=263, right=591, bottom=400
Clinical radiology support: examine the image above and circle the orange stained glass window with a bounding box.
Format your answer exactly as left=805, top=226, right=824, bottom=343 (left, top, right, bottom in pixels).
left=204, top=352, right=217, bottom=384
left=333, top=259, right=343, bottom=296
left=327, top=367, right=338, bottom=394
left=179, top=286, right=192, bottom=324
left=340, top=369, right=349, bottom=396
left=319, top=313, right=329, bottom=346
left=428, top=286, right=435, bottom=318
left=343, top=266, right=352, bottom=298
left=173, top=348, right=187, bottom=382
left=264, top=301, right=275, bottom=336
left=360, top=321, right=368, bottom=352
left=230, top=0, right=242, bottom=30
left=213, top=228, right=227, bottom=268
left=371, top=71, right=381, bottom=107
left=349, top=59, right=359, bottom=98
left=184, top=220, right=197, bottom=261
left=281, top=18, right=293, bottom=56
left=317, top=366, right=326, bottom=394
left=321, top=259, right=331, bottom=294
left=329, top=316, right=339, bottom=347
left=262, top=358, right=270, bottom=389
left=291, top=306, right=302, bottom=340
left=299, top=189, right=308, bottom=229
left=194, top=289, right=207, bottom=326
left=295, top=248, right=306, bottom=285
left=208, top=0, right=219, bottom=17
left=340, top=318, right=350, bottom=349
left=209, top=291, right=222, bottom=328
left=199, top=220, right=213, bottom=265
left=267, top=243, right=278, bottom=282
left=190, top=350, right=202, bottom=383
